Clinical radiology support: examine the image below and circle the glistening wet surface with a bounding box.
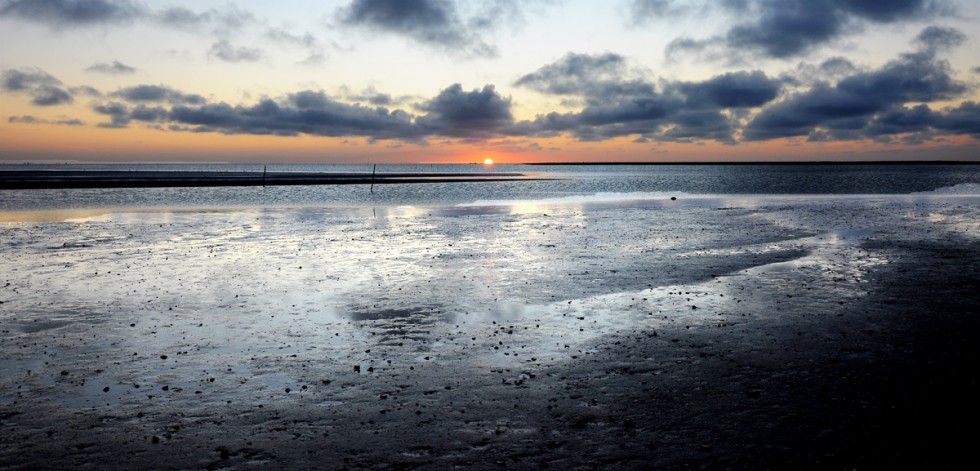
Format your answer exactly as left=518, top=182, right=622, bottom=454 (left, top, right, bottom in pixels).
left=1, top=194, right=978, bottom=468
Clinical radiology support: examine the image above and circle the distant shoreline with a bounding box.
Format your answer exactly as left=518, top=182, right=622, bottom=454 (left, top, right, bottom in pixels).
left=0, top=171, right=554, bottom=190
left=523, top=160, right=980, bottom=165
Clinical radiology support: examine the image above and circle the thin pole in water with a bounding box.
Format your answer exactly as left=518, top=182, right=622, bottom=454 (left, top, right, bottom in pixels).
left=370, top=164, right=376, bottom=193
left=262, top=165, right=267, bottom=186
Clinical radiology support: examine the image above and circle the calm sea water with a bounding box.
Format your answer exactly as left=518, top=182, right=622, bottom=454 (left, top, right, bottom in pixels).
left=1, top=163, right=978, bottom=211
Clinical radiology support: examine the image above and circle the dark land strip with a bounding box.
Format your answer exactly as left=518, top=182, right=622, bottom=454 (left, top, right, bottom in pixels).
left=0, top=171, right=553, bottom=189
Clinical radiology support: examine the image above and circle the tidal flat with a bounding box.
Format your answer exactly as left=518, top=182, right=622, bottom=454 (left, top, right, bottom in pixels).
left=1, top=194, right=978, bottom=469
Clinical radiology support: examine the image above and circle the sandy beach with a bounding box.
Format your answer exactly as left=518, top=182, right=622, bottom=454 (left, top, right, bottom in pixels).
left=1, top=194, right=978, bottom=469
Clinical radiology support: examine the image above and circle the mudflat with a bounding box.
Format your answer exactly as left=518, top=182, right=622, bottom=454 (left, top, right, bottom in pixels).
left=1, top=196, right=978, bottom=469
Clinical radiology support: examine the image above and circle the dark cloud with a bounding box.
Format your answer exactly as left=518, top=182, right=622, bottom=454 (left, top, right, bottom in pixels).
left=839, top=0, right=939, bottom=22
left=169, top=91, right=418, bottom=139
left=31, top=86, right=73, bottom=106
left=0, top=0, right=259, bottom=42
left=8, top=115, right=40, bottom=124
left=744, top=46, right=967, bottom=141
left=861, top=102, right=980, bottom=141
left=514, top=54, right=782, bottom=142
left=85, top=60, right=136, bottom=75
left=92, top=101, right=129, bottom=128
left=932, top=102, right=980, bottom=137
left=0, top=0, right=143, bottom=27
left=661, top=110, right=735, bottom=143
left=664, top=37, right=726, bottom=63
left=8, top=115, right=84, bottom=125
left=337, top=0, right=494, bottom=56
left=129, top=104, right=169, bottom=122
left=864, top=104, right=935, bottom=137
left=2, top=68, right=55, bottom=91
left=676, top=70, right=782, bottom=108
left=914, top=25, right=967, bottom=53
left=1, top=68, right=74, bottom=106
left=111, top=85, right=205, bottom=105
left=820, top=57, right=857, bottom=76
left=655, top=0, right=949, bottom=60
left=513, top=53, right=644, bottom=96
left=207, top=41, right=263, bottom=63
left=725, top=1, right=846, bottom=59
left=416, top=84, right=513, bottom=138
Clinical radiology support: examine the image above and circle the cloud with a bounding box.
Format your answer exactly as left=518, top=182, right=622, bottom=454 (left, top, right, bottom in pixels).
left=664, top=36, right=730, bottom=64
left=628, top=0, right=696, bottom=22
left=914, top=25, right=967, bottom=53
left=514, top=53, right=782, bottom=142
left=1, top=67, right=74, bottom=106
left=8, top=114, right=84, bottom=125
left=860, top=101, right=980, bottom=142
left=513, top=52, right=649, bottom=97
left=0, top=0, right=143, bottom=27
left=153, top=5, right=255, bottom=35
left=0, top=1, right=258, bottom=42
left=337, top=85, right=413, bottom=106
left=168, top=91, right=419, bottom=139
left=129, top=104, right=169, bottom=122
left=725, top=0, right=847, bottom=59
left=207, top=40, right=263, bottom=63
left=85, top=60, right=136, bottom=75
left=70, top=85, right=102, bottom=97
left=675, top=70, right=782, bottom=108
left=652, top=0, right=949, bottom=60
left=265, top=28, right=318, bottom=48
left=337, top=0, right=494, bottom=57
left=265, top=27, right=325, bottom=65
left=416, top=84, right=514, bottom=138
left=92, top=100, right=129, bottom=128
left=14, top=44, right=978, bottom=146
left=932, top=102, right=980, bottom=137
left=111, top=84, right=205, bottom=105
left=744, top=42, right=967, bottom=141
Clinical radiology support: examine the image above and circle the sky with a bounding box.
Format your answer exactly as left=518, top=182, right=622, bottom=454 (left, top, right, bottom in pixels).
left=1, top=0, right=979, bottom=164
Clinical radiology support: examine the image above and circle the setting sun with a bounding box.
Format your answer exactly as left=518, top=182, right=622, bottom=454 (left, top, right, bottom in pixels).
left=483, top=158, right=494, bottom=165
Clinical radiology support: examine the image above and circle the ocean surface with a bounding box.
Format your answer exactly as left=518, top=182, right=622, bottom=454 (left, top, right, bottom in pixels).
left=1, top=163, right=979, bottom=211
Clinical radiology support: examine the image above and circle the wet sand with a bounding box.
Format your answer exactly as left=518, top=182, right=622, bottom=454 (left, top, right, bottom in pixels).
left=1, top=196, right=978, bottom=469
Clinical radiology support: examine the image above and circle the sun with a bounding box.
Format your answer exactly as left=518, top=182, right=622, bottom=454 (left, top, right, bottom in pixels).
left=483, top=158, right=494, bottom=165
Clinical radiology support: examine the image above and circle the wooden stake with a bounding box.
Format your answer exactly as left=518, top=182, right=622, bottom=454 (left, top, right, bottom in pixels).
left=370, top=164, right=376, bottom=193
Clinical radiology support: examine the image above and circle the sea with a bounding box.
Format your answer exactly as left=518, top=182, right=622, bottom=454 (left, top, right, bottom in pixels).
left=1, top=162, right=979, bottom=211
